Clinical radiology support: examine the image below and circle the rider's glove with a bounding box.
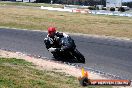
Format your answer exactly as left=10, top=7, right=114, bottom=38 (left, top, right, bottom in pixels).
left=48, top=47, right=57, bottom=53
left=60, top=48, right=64, bottom=52
left=54, top=48, right=64, bottom=52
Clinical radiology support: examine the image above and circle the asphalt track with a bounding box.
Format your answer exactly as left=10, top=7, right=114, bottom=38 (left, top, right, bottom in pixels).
left=0, top=28, right=132, bottom=80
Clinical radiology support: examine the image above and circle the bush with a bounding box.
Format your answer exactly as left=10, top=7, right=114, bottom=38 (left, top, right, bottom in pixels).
left=110, top=7, right=115, bottom=11
left=118, top=7, right=125, bottom=12
left=88, top=6, right=100, bottom=10
left=102, top=7, right=106, bottom=10
left=88, top=6, right=96, bottom=10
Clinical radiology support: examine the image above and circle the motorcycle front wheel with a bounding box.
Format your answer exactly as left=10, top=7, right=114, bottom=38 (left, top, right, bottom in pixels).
left=72, top=49, right=85, bottom=63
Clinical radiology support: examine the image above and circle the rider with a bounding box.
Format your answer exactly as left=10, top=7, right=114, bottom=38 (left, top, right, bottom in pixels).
left=44, top=27, right=76, bottom=53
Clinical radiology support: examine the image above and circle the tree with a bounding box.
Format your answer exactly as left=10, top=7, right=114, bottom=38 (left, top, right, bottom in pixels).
left=35, top=0, right=50, bottom=3
left=123, top=1, right=132, bottom=8
left=35, top=0, right=106, bottom=6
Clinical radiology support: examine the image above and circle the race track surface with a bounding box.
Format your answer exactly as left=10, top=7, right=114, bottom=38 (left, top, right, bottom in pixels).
left=0, top=28, right=132, bottom=79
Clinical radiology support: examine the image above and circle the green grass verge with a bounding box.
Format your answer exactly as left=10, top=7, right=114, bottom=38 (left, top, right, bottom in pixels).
left=0, top=57, right=112, bottom=88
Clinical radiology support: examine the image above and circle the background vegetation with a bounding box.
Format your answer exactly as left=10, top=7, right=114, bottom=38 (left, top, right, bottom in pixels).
left=0, top=3, right=132, bottom=38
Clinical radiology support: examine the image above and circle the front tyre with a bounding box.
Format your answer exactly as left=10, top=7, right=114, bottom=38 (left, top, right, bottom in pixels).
left=72, top=49, right=85, bottom=63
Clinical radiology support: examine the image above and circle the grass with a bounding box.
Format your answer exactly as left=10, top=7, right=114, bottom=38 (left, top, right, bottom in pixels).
left=0, top=1, right=64, bottom=8
left=0, top=57, right=112, bottom=88
left=0, top=2, right=132, bottom=39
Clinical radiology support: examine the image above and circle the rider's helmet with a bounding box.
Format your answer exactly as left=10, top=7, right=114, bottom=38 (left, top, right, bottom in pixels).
left=48, top=27, right=56, bottom=37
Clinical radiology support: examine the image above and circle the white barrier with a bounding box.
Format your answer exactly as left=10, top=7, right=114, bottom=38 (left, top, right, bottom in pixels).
left=40, top=6, right=132, bottom=17
left=40, top=6, right=88, bottom=13
left=40, top=6, right=72, bottom=12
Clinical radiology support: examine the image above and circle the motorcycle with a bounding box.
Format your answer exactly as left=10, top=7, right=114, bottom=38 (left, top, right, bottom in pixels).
left=44, top=37, right=85, bottom=63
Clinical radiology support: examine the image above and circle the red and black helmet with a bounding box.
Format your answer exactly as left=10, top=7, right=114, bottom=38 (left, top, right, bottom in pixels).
left=48, top=27, right=56, bottom=35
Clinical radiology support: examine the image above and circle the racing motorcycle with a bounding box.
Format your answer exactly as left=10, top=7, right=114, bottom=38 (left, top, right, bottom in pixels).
left=44, top=37, right=85, bottom=63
